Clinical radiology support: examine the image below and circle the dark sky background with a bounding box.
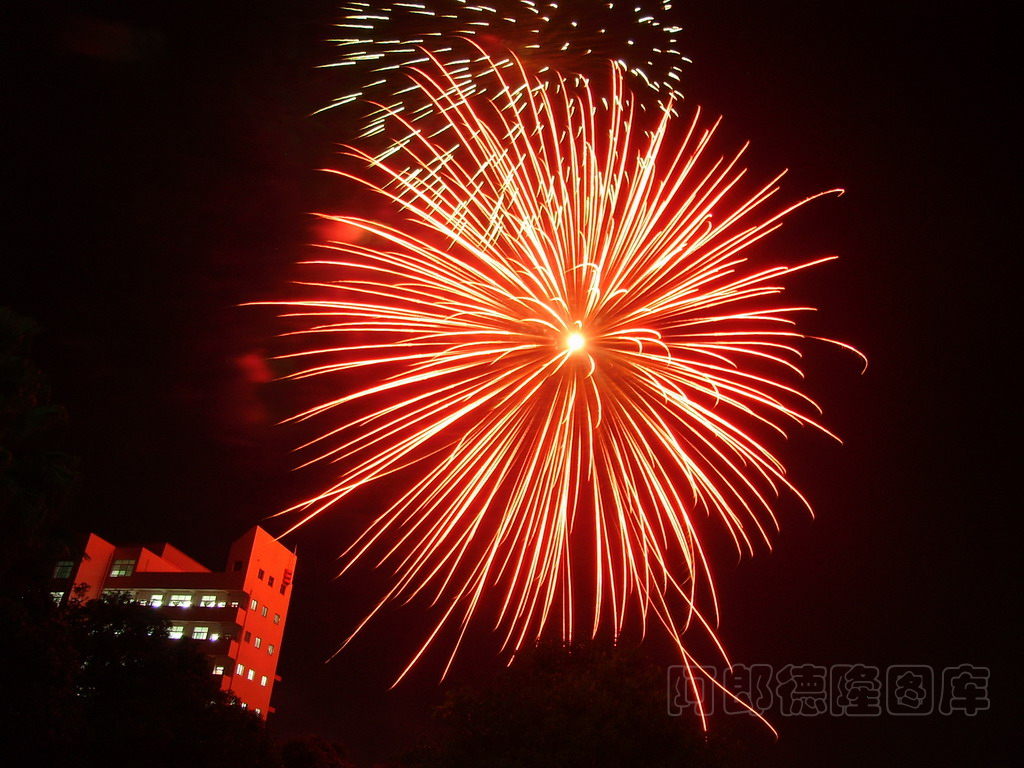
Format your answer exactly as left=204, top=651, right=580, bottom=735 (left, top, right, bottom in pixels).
left=5, top=1, right=1014, bottom=765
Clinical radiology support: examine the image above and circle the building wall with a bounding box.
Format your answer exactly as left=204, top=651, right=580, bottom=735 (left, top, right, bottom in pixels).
left=224, top=527, right=296, bottom=716
left=68, top=533, right=115, bottom=602
left=49, top=526, right=295, bottom=719
left=151, top=542, right=211, bottom=572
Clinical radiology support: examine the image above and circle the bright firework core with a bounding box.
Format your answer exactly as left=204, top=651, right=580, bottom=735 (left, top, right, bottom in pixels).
left=566, top=331, right=586, bottom=353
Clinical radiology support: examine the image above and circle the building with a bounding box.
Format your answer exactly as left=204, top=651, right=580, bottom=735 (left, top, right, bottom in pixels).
left=49, top=526, right=296, bottom=719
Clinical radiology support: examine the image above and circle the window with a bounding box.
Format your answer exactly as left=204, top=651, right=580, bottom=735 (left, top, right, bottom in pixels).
left=229, top=600, right=239, bottom=608
left=212, top=665, right=225, bottom=676
left=192, top=626, right=209, bottom=640
left=258, top=568, right=265, bottom=580
left=53, top=561, right=74, bottom=579
left=199, top=594, right=217, bottom=607
left=109, top=559, right=135, bottom=577
left=254, top=637, right=262, bottom=649
left=150, top=594, right=164, bottom=607
left=50, top=591, right=64, bottom=604
left=236, top=663, right=245, bottom=675
left=240, top=702, right=247, bottom=710
left=210, top=632, right=220, bottom=642
left=267, top=644, right=274, bottom=656
left=244, top=631, right=251, bottom=643
left=250, top=598, right=258, bottom=610
left=246, top=669, right=254, bottom=681
left=169, top=625, right=184, bottom=639
left=279, top=584, right=286, bottom=595
left=169, top=594, right=192, bottom=607
left=217, top=600, right=227, bottom=608
left=268, top=576, right=275, bottom=587
left=261, top=606, right=268, bottom=618
left=273, top=613, right=281, bottom=625
left=255, top=708, right=261, bottom=715
left=260, top=675, right=268, bottom=687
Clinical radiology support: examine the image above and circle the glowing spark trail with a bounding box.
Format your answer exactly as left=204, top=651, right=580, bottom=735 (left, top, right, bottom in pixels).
left=324, top=0, right=689, bottom=139
left=270, top=53, right=862, bottom=724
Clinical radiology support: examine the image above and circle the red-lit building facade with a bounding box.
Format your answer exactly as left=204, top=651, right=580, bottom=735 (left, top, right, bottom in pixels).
left=49, top=526, right=296, bottom=719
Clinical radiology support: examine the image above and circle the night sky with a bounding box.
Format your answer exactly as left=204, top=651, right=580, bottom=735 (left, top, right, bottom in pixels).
left=6, top=1, right=1013, bottom=764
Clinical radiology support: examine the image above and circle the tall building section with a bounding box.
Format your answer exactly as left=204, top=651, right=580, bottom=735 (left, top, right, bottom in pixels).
left=49, top=526, right=296, bottom=719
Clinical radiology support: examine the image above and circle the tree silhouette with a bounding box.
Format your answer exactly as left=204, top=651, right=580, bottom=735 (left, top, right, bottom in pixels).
left=408, top=641, right=746, bottom=768
left=1, top=592, right=277, bottom=767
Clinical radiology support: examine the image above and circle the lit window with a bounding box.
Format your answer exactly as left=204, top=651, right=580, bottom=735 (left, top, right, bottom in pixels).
left=212, top=665, right=225, bottom=675
left=53, top=561, right=74, bottom=579
left=150, top=594, right=164, bottom=607
left=199, top=594, right=217, bottom=607
left=254, top=637, right=262, bottom=649
left=169, top=625, right=184, bottom=639
left=250, top=598, right=258, bottom=610
left=192, top=626, right=209, bottom=640
left=258, top=568, right=265, bottom=580
left=255, top=708, right=261, bottom=715
left=217, top=601, right=227, bottom=608
left=210, top=632, right=220, bottom=642
left=260, top=675, right=268, bottom=687
left=244, top=631, right=251, bottom=643
left=268, top=576, right=275, bottom=587
left=109, top=559, right=135, bottom=577
left=267, top=644, right=274, bottom=656
left=261, top=606, right=268, bottom=618
left=236, top=663, right=245, bottom=675
left=240, top=702, right=247, bottom=709
left=273, top=613, right=280, bottom=624
left=229, top=600, right=239, bottom=608
left=50, top=591, right=64, bottom=604
left=169, top=594, right=192, bottom=607
left=246, top=669, right=254, bottom=681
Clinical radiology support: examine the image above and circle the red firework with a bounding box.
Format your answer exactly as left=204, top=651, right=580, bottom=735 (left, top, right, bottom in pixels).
left=266, top=52, right=862, bottom=726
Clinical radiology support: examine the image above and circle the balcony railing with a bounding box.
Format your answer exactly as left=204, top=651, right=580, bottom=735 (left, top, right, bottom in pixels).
left=153, top=603, right=246, bottom=627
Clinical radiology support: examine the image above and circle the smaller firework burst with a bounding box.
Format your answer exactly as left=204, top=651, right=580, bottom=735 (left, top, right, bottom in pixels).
left=324, top=0, right=689, bottom=139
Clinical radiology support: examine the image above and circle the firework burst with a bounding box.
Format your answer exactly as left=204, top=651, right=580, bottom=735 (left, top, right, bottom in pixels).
left=270, top=53, right=861, bottom=724
left=325, top=0, right=688, bottom=139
